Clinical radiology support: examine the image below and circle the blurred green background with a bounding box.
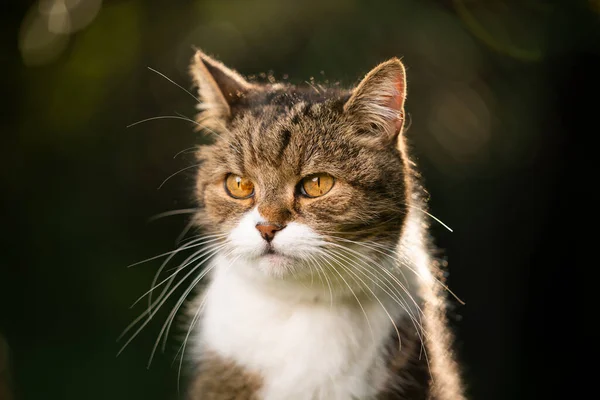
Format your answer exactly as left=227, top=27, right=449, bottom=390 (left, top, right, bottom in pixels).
left=1, top=0, right=598, bottom=399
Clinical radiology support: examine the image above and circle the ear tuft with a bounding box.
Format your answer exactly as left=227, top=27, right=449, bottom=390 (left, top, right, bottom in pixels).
left=344, top=58, right=407, bottom=140
left=189, top=50, right=255, bottom=126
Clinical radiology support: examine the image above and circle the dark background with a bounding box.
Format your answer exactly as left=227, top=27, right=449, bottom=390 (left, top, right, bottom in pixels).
left=1, top=0, right=597, bottom=399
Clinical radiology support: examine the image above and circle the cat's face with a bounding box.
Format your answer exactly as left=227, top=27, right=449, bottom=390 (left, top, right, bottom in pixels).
left=191, top=51, right=410, bottom=283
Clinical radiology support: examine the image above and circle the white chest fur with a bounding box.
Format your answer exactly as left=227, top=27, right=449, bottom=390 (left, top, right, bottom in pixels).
left=195, top=258, right=408, bottom=400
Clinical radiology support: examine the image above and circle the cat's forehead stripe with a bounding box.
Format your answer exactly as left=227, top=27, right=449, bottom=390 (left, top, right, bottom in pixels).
left=277, top=129, right=292, bottom=162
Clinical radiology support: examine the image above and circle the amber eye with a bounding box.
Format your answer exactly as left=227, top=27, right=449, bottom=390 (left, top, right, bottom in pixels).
left=300, top=173, right=335, bottom=198
left=224, top=174, right=255, bottom=199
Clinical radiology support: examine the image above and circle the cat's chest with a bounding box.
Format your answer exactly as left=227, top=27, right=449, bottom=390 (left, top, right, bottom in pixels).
left=195, top=268, right=398, bottom=400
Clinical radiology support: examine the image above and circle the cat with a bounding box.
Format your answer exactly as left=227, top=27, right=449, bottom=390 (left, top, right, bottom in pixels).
left=171, top=50, right=465, bottom=400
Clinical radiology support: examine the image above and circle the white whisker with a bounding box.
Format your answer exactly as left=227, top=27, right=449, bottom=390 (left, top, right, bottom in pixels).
left=117, top=246, right=223, bottom=357
left=148, top=208, right=198, bottom=222
left=407, top=204, right=453, bottom=232
left=127, top=115, right=199, bottom=128
left=147, top=238, right=227, bottom=316
left=332, top=237, right=464, bottom=305
left=157, top=164, right=202, bottom=190
left=147, top=66, right=201, bottom=103
left=126, top=233, right=227, bottom=268
left=173, top=146, right=198, bottom=159
left=129, top=243, right=226, bottom=309
left=175, top=218, right=197, bottom=245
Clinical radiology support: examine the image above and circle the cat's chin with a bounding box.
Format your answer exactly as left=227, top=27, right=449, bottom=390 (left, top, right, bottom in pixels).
left=253, top=251, right=299, bottom=279
left=226, top=247, right=305, bottom=281
left=253, top=250, right=286, bottom=265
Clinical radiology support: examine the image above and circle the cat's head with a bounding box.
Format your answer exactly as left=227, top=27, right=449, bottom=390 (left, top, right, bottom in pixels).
left=190, top=50, right=413, bottom=288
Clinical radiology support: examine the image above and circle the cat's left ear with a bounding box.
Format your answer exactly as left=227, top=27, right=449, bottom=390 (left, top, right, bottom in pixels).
left=190, top=49, right=257, bottom=124
left=344, top=58, right=406, bottom=142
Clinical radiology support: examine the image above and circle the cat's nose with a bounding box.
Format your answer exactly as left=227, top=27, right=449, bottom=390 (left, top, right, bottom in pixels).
left=255, top=223, right=285, bottom=243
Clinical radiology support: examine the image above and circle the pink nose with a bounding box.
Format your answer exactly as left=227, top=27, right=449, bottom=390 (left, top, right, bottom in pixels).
left=255, top=223, right=284, bottom=242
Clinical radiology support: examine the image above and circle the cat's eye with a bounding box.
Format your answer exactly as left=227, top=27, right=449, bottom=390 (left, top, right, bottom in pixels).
left=224, top=174, right=255, bottom=199
left=300, top=173, right=335, bottom=198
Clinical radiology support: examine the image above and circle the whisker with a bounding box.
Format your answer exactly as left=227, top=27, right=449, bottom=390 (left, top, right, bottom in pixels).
left=126, top=233, right=227, bottom=268
left=147, top=66, right=201, bottom=103
left=117, top=247, right=224, bottom=357
left=303, top=252, right=322, bottom=289
left=148, top=208, right=198, bottom=222
left=130, top=243, right=226, bottom=309
left=330, top=237, right=465, bottom=305
left=130, top=109, right=244, bottom=160
left=127, top=115, right=199, bottom=128
left=326, top=241, right=408, bottom=289
left=147, top=239, right=226, bottom=314
left=126, top=110, right=244, bottom=158
left=177, top=233, right=210, bottom=245
left=119, top=236, right=226, bottom=339
left=157, top=164, right=201, bottom=190
left=175, top=218, right=196, bottom=245
left=407, top=204, right=453, bottom=232
left=173, top=146, right=197, bottom=159
left=119, top=246, right=218, bottom=345
left=326, top=246, right=416, bottom=313
left=197, top=118, right=244, bottom=157
left=325, top=247, right=412, bottom=311
left=326, top=239, right=411, bottom=296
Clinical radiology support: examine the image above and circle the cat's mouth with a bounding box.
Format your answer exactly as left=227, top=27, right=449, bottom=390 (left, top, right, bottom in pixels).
left=262, top=246, right=285, bottom=257
left=259, top=246, right=293, bottom=262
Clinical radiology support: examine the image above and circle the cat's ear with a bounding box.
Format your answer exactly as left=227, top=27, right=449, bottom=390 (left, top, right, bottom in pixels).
left=190, top=49, right=256, bottom=123
left=344, top=58, right=406, bottom=141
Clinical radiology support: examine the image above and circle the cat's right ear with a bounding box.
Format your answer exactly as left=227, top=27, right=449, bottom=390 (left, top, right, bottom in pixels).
left=190, top=49, right=256, bottom=125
